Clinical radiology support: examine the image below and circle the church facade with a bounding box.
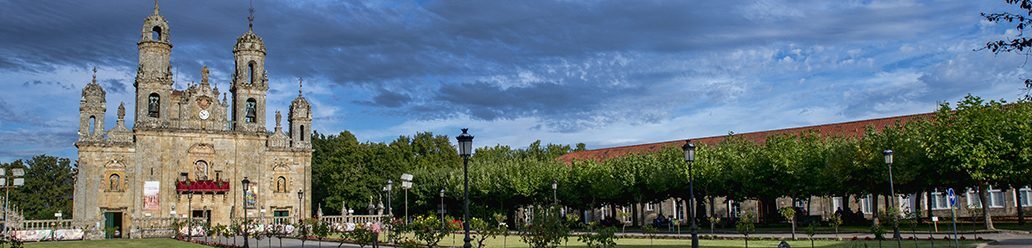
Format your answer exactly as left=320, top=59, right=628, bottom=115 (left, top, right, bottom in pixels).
left=72, top=2, right=312, bottom=237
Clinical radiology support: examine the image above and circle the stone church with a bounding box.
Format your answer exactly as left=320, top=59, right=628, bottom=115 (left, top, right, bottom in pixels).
left=72, top=2, right=312, bottom=237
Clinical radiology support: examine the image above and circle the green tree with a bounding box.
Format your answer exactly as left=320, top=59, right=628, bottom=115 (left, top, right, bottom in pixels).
left=4, top=155, right=74, bottom=220
left=923, top=95, right=1022, bottom=230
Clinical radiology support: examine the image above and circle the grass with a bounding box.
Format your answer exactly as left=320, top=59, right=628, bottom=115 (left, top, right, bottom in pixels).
left=427, top=234, right=984, bottom=248
left=633, top=221, right=1032, bottom=234
left=23, top=238, right=208, bottom=248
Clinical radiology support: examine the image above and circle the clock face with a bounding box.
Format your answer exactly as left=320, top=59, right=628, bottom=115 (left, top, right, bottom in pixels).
left=199, top=110, right=210, bottom=120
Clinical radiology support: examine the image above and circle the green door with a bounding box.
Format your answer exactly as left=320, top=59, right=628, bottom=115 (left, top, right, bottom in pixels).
left=103, top=212, right=114, bottom=239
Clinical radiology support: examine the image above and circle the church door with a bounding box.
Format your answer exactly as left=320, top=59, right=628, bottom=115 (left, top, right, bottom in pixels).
left=103, top=212, right=123, bottom=239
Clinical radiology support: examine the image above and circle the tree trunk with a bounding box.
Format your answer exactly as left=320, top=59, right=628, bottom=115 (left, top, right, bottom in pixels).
left=914, top=191, right=923, bottom=224
left=872, top=193, right=880, bottom=225
left=627, top=202, right=635, bottom=227
left=1015, top=185, right=1025, bottom=225
left=979, top=182, right=995, bottom=230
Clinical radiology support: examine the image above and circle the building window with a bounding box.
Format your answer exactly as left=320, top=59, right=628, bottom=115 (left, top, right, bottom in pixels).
left=674, top=200, right=685, bottom=220
left=300, top=125, right=305, bottom=141
left=930, top=191, right=949, bottom=210
left=248, top=61, right=256, bottom=85
left=989, top=187, right=1005, bottom=208
left=861, top=194, right=874, bottom=214
left=108, top=174, right=121, bottom=191
left=645, top=203, right=654, bottom=211
left=152, top=26, right=162, bottom=41
left=148, top=93, right=160, bottom=118
left=832, top=197, right=843, bottom=212
left=728, top=199, right=741, bottom=218
left=967, top=189, right=983, bottom=208
left=88, top=116, right=96, bottom=135
left=1019, top=187, right=1032, bottom=207
left=245, top=98, right=257, bottom=123
left=276, top=176, right=286, bottom=193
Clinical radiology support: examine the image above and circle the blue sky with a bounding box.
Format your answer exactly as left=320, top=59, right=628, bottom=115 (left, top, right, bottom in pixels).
left=0, top=0, right=1028, bottom=161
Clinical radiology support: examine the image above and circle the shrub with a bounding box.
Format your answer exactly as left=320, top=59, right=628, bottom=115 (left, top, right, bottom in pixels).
left=577, top=226, right=617, bottom=248
left=520, top=205, right=571, bottom=248
left=410, top=215, right=449, bottom=248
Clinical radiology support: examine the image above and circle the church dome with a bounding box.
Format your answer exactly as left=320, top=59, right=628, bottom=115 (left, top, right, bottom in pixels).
left=82, top=82, right=106, bottom=100
left=234, top=30, right=266, bottom=53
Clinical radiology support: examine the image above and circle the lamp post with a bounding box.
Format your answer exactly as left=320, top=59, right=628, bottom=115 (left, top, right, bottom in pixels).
left=187, top=187, right=193, bottom=242
left=1, top=167, right=24, bottom=238
left=401, top=173, right=413, bottom=224
left=456, top=128, right=474, bottom=248
left=297, top=190, right=305, bottom=225
left=551, top=180, right=558, bottom=205
left=884, top=150, right=901, bottom=248
left=241, top=177, right=250, bottom=248
left=682, top=140, right=698, bottom=248
left=386, top=180, right=394, bottom=217
left=439, top=188, right=446, bottom=230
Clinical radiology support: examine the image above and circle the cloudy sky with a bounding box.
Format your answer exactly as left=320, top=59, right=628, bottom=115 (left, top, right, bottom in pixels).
left=0, top=0, right=1027, bottom=161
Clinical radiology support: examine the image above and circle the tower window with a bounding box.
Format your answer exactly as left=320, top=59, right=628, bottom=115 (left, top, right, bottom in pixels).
left=245, top=98, right=257, bottom=123
left=148, top=93, right=160, bottom=118
left=300, top=125, right=305, bottom=141
left=88, top=116, right=96, bottom=135
left=151, top=26, right=162, bottom=41
left=248, top=61, right=256, bottom=85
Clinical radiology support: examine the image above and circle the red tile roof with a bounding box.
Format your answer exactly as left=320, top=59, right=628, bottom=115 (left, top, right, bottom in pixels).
left=557, top=112, right=935, bottom=163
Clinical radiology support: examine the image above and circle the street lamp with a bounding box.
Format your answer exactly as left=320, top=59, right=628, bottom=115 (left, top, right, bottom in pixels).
left=456, top=128, right=474, bottom=248
left=401, top=173, right=414, bottom=224
left=187, top=185, right=194, bottom=242
left=884, top=149, right=901, bottom=248
left=241, top=177, right=250, bottom=248
left=682, top=140, right=698, bottom=248
left=439, top=188, right=446, bottom=229
left=551, top=180, right=558, bottom=205
left=1, top=167, right=24, bottom=238
left=386, top=180, right=394, bottom=217
left=297, top=190, right=305, bottom=225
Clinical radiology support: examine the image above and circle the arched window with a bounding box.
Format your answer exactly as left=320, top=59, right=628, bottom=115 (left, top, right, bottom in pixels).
left=151, top=26, right=162, bottom=41
left=88, top=116, right=96, bottom=135
left=248, top=61, right=256, bottom=85
left=109, top=174, right=121, bottom=191
left=148, top=93, right=160, bottom=118
left=276, top=176, right=286, bottom=192
left=300, top=125, right=305, bottom=141
left=245, top=98, right=257, bottom=123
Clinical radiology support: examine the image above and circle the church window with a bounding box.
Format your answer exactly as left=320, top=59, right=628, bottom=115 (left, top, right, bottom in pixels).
left=245, top=98, right=257, bottom=123
left=248, top=61, right=256, bottom=85
left=148, top=93, right=160, bottom=118
left=108, top=174, right=121, bottom=191
left=88, top=116, right=96, bottom=135
left=151, top=26, right=162, bottom=41
left=276, top=176, right=286, bottom=193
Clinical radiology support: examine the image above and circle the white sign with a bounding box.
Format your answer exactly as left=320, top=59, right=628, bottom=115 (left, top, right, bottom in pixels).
left=931, top=216, right=939, bottom=222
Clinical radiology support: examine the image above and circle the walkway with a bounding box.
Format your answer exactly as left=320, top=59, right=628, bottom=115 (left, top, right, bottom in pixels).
left=197, top=236, right=392, bottom=248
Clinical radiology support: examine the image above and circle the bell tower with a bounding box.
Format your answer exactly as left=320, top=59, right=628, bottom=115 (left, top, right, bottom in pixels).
left=289, top=79, right=312, bottom=149
left=79, top=67, right=107, bottom=142
left=134, top=0, right=173, bottom=128
left=231, top=4, right=268, bottom=132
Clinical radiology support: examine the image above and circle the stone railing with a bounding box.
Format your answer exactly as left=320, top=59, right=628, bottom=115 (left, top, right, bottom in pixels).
left=318, top=215, right=388, bottom=225
left=20, top=219, right=74, bottom=230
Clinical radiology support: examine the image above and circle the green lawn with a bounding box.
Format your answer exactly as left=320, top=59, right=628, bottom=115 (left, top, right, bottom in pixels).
left=24, top=238, right=207, bottom=248
left=433, top=234, right=984, bottom=248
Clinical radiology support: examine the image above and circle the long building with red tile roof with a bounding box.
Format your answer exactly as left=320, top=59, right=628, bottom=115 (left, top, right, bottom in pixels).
left=557, top=112, right=935, bottom=163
